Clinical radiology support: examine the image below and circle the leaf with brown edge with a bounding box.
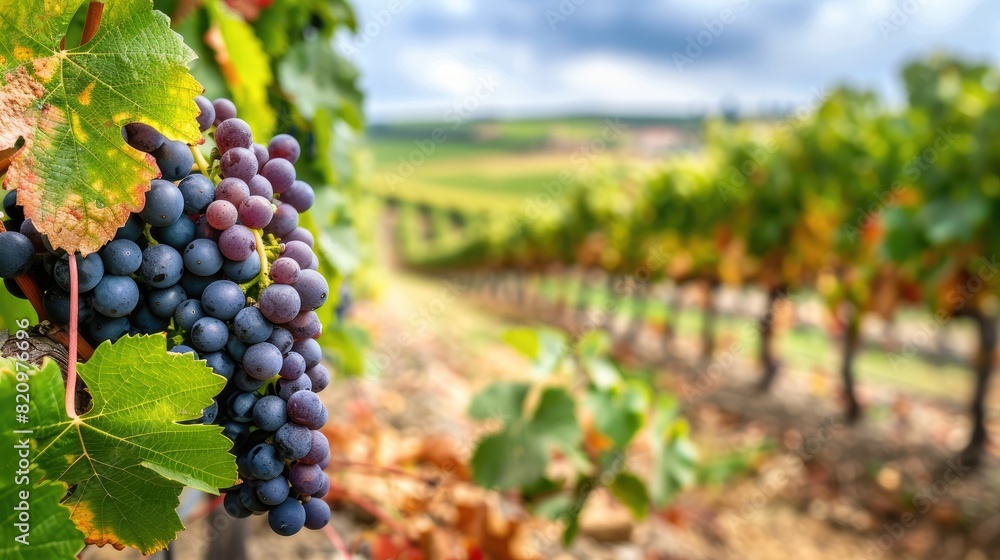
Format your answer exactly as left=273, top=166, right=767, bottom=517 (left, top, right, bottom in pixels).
left=30, top=335, right=236, bottom=553
left=0, top=0, right=204, bottom=255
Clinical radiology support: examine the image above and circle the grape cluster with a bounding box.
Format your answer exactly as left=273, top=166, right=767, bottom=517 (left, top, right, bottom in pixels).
left=0, top=97, right=332, bottom=536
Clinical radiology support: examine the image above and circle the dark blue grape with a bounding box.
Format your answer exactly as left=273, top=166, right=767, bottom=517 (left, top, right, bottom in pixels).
left=226, top=334, right=248, bottom=362
left=141, top=179, right=185, bottom=227
left=224, top=490, right=252, bottom=519
left=19, top=219, right=44, bottom=252
left=252, top=395, right=287, bottom=432
left=174, top=298, right=205, bottom=330
left=184, top=239, right=224, bottom=276
left=222, top=421, right=250, bottom=447
left=178, top=271, right=220, bottom=299
left=239, top=481, right=270, bottom=513
left=191, top=317, right=229, bottom=352
left=99, top=239, right=142, bottom=275
left=93, top=275, right=140, bottom=318
left=203, top=351, right=236, bottom=380
left=43, top=288, right=92, bottom=325
left=140, top=244, right=183, bottom=288
left=169, top=345, right=196, bottom=355
left=147, top=284, right=187, bottom=318
left=234, top=306, right=273, bottom=344
left=222, top=256, right=260, bottom=283
left=256, top=475, right=290, bottom=506
left=243, top=342, right=283, bottom=380
left=124, top=122, right=165, bottom=153
left=302, top=497, right=330, bottom=530
left=269, top=327, right=294, bottom=355
left=274, top=422, right=311, bottom=460
left=91, top=315, right=130, bottom=343
left=130, top=301, right=170, bottom=333
left=114, top=213, right=145, bottom=241
left=268, top=498, right=305, bottom=536
left=54, top=253, right=104, bottom=292
left=178, top=174, right=216, bottom=215
left=0, top=231, right=35, bottom=279
left=228, top=392, right=259, bottom=423
left=153, top=216, right=196, bottom=250
left=2, top=190, right=23, bottom=222
left=230, top=369, right=266, bottom=392
left=202, top=280, right=245, bottom=320
left=201, top=401, right=219, bottom=424
left=153, top=140, right=194, bottom=182
left=247, top=443, right=284, bottom=480
left=195, top=96, right=216, bottom=132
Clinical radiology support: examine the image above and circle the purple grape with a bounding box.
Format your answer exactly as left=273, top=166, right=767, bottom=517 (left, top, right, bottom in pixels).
left=286, top=311, right=321, bottom=340
left=270, top=257, right=300, bottom=285
left=282, top=227, right=314, bottom=247
left=282, top=181, right=315, bottom=212
left=305, top=364, right=330, bottom=393
left=292, top=338, right=321, bottom=369
left=252, top=143, right=270, bottom=167
left=124, top=122, right=165, bottom=153
left=215, top=177, right=250, bottom=205
left=289, top=463, right=325, bottom=495
left=195, top=95, right=216, bottom=132
left=281, top=241, right=314, bottom=269
left=268, top=327, right=294, bottom=355
left=302, top=497, right=330, bottom=530
left=300, top=431, right=330, bottom=465
left=275, top=422, right=311, bottom=459
left=243, top=342, right=283, bottom=380
left=268, top=134, right=301, bottom=164
left=195, top=215, right=222, bottom=242
left=259, top=284, right=300, bottom=324
left=260, top=158, right=295, bottom=194
left=248, top=174, right=273, bottom=199
left=286, top=391, right=326, bottom=429
left=239, top=196, right=274, bottom=229
left=215, top=118, right=253, bottom=153
left=207, top=200, right=238, bottom=230
left=277, top=375, right=312, bottom=401
left=220, top=147, right=259, bottom=182
left=265, top=204, right=299, bottom=239
left=279, top=351, right=306, bottom=380
left=212, top=98, right=237, bottom=126
left=219, top=225, right=257, bottom=261
left=294, top=269, right=328, bottom=311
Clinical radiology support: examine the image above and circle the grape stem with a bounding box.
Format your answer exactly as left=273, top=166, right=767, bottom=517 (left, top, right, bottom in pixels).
left=253, top=229, right=270, bottom=288
left=322, top=524, right=351, bottom=559
left=143, top=223, right=158, bottom=246
left=65, top=255, right=79, bottom=419
left=190, top=145, right=211, bottom=177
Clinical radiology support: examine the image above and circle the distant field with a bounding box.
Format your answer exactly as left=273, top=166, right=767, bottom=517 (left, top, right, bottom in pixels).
left=365, top=116, right=699, bottom=213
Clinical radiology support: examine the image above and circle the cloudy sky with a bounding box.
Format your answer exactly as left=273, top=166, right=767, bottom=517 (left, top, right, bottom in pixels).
left=340, top=0, right=1000, bottom=123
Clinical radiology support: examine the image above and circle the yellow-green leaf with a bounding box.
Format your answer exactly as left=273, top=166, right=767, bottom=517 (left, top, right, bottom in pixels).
left=0, top=0, right=203, bottom=255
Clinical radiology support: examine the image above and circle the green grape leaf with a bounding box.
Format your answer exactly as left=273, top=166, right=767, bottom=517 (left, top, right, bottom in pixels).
left=205, top=0, right=275, bottom=139
left=649, top=412, right=698, bottom=508
left=470, top=426, right=547, bottom=491
left=0, top=0, right=203, bottom=255
left=31, top=335, right=236, bottom=553
left=528, top=387, right=581, bottom=450
left=277, top=33, right=361, bottom=124
left=0, top=358, right=84, bottom=560
left=502, top=328, right=566, bottom=377
left=608, top=472, right=650, bottom=520
left=586, top=381, right=649, bottom=449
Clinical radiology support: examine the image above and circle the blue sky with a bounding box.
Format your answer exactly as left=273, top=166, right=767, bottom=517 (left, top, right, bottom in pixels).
left=340, top=0, right=1000, bottom=122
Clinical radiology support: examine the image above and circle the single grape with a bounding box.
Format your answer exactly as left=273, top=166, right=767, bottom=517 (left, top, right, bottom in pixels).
left=222, top=421, right=250, bottom=447
left=300, top=430, right=330, bottom=465
left=277, top=375, right=312, bottom=400
left=203, top=351, right=235, bottom=379
left=270, top=257, right=300, bottom=285
left=282, top=227, right=314, bottom=248
left=54, top=253, right=104, bottom=292
left=202, top=280, right=245, bottom=320
left=179, top=271, right=221, bottom=299
left=280, top=240, right=314, bottom=269
left=243, top=342, right=283, bottom=380
left=43, top=288, right=92, bottom=325
left=2, top=190, right=23, bottom=221
left=123, top=122, right=165, bottom=153
left=305, top=364, right=330, bottom=393
left=247, top=443, right=284, bottom=480
left=222, top=255, right=261, bottom=283
left=280, top=351, right=306, bottom=380
left=174, top=299, right=205, bottom=331
left=152, top=216, right=196, bottom=250
left=256, top=475, right=290, bottom=506
left=286, top=391, right=327, bottom=430
left=184, top=239, right=224, bottom=277
left=153, top=140, right=195, bottom=182
left=282, top=180, right=315, bottom=212
left=228, top=392, right=259, bottom=423
left=268, top=327, right=294, bottom=355
left=195, top=95, right=216, bottom=132
left=221, top=147, right=259, bottom=182
left=18, top=219, right=44, bottom=252
left=215, top=118, right=253, bottom=153
left=226, top=334, right=248, bottom=362
left=311, top=473, right=330, bottom=498
left=260, top=158, right=296, bottom=194
left=215, top=177, right=250, bottom=205
left=292, top=338, right=322, bottom=370
left=294, top=270, right=329, bottom=311
left=268, top=134, right=301, bottom=164
left=230, top=368, right=267, bottom=392
left=318, top=455, right=331, bottom=471
left=92, top=275, right=140, bottom=318
left=0, top=231, right=35, bottom=279
left=191, top=317, right=229, bottom=352
left=239, top=481, right=269, bottom=512
left=288, top=463, right=326, bottom=495
left=302, top=497, right=331, bottom=530
left=178, top=174, right=216, bottom=215
left=234, top=306, right=274, bottom=344
left=114, top=213, right=145, bottom=242
left=169, top=345, right=196, bottom=355
left=253, top=395, right=287, bottom=432
left=259, top=284, right=301, bottom=324
left=99, top=239, right=142, bottom=275
left=238, top=196, right=274, bottom=229
left=207, top=200, right=239, bottom=230
left=140, top=244, right=184, bottom=288
left=194, top=215, right=222, bottom=242
left=252, top=143, right=270, bottom=167
left=224, top=490, right=252, bottom=519
left=268, top=498, right=306, bottom=536
left=306, top=255, right=319, bottom=271
left=90, top=314, right=130, bottom=343
left=219, top=225, right=256, bottom=261
left=248, top=174, right=274, bottom=199
left=286, top=311, right=322, bottom=340
left=274, top=422, right=312, bottom=460
left=141, top=179, right=185, bottom=227
left=130, top=300, right=171, bottom=334
left=148, top=284, right=187, bottom=318
left=212, top=98, right=237, bottom=126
